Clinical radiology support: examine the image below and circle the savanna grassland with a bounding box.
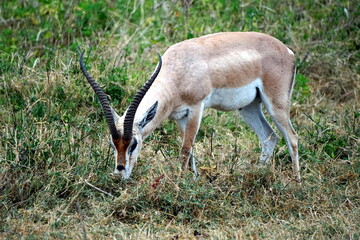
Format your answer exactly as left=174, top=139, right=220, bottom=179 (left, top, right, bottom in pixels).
left=0, top=0, right=359, bottom=239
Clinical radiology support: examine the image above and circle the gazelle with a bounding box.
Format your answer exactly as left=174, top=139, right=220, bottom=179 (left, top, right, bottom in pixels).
left=80, top=32, right=300, bottom=182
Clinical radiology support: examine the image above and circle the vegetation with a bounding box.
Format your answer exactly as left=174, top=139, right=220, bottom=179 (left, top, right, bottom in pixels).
left=1, top=0, right=359, bottom=239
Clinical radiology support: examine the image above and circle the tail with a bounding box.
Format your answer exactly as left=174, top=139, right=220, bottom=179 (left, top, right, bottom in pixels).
left=289, top=62, right=296, bottom=97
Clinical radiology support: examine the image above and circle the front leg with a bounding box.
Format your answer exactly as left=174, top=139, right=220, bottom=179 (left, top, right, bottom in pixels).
left=180, top=148, right=193, bottom=172
left=175, top=104, right=204, bottom=177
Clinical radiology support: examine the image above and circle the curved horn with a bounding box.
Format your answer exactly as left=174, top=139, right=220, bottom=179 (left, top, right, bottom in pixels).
left=79, top=51, right=120, bottom=140
left=123, top=53, right=162, bottom=141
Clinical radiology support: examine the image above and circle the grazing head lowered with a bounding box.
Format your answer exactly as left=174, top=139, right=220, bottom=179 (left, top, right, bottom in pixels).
left=80, top=32, right=300, bottom=182
left=80, top=52, right=161, bottom=178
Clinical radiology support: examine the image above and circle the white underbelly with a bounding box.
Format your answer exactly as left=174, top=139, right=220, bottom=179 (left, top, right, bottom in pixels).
left=204, top=78, right=262, bottom=111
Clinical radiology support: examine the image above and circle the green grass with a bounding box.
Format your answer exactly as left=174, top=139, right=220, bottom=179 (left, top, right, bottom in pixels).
left=1, top=0, right=359, bottom=239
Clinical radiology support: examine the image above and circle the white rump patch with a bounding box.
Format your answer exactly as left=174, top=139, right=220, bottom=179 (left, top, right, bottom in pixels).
left=287, top=48, right=294, bottom=55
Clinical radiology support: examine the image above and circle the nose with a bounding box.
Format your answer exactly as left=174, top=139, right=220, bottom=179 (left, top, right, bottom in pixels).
left=116, top=165, right=125, bottom=171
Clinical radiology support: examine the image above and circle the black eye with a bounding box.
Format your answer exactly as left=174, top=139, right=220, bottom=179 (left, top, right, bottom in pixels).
left=129, top=139, right=138, bottom=153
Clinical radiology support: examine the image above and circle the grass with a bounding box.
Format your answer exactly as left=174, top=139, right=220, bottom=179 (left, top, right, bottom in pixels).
left=1, top=0, right=359, bottom=239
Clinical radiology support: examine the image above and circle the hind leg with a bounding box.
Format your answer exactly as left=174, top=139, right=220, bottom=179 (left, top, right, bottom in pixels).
left=239, top=97, right=279, bottom=164
left=261, top=97, right=300, bottom=182
left=272, top=113, right=300, bottom=182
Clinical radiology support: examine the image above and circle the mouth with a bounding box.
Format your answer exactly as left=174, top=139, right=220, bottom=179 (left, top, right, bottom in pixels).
left=110, top=170, right=130, bottom=179
left=110, top=172, right=122, bottom=178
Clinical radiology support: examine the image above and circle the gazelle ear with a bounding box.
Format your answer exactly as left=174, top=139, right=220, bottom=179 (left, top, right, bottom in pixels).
left=111, top=107, right=120, bottom=124
left=139, top=101, right=158, bottom=129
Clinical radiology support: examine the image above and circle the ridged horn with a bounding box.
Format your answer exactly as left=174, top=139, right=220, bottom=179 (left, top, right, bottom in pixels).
left=123, top=53, right=162, bottom=141
left=79, top=51, right=120, bottom=140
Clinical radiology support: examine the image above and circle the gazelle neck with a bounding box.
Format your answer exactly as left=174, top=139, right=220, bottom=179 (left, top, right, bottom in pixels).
left=134, top=81, right=176, bottom=140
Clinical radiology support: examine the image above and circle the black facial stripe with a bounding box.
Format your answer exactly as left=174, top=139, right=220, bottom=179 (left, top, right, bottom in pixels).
left=129, top=139, right=138, bottom=153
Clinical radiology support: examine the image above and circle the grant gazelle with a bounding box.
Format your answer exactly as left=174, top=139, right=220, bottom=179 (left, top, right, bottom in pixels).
left=80, top=32, right=300, bottom=182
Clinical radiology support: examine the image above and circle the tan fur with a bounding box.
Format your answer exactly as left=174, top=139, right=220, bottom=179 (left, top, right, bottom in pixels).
left=136, top=32, right=294, bottom=118
left=113, top=32, right=300, bottom=181
left=113, top=138, right=130, bottom=167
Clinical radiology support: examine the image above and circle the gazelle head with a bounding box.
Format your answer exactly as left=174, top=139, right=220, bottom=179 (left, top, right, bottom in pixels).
left=79, top=52, right=162, bottom=179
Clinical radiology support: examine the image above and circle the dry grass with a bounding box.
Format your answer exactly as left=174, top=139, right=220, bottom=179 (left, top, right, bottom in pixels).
left=1, top=0, right=359, bottom=239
